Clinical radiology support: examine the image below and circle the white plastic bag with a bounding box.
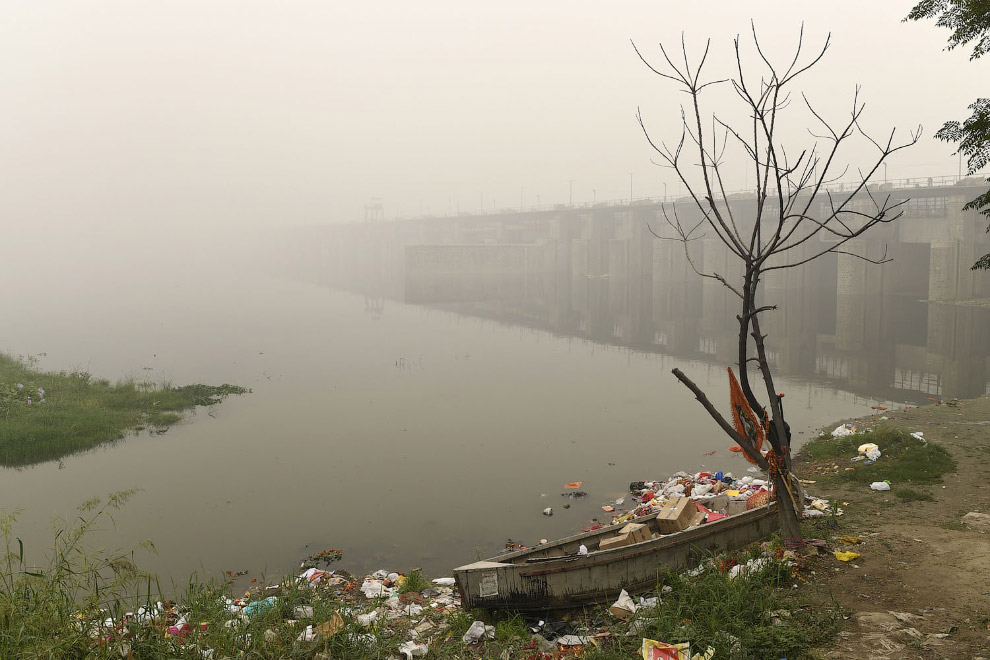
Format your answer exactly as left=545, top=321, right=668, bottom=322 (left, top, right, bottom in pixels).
left=692, top=484, right=713, bottom=496
left=870, top=481, right=891, bottom=491
left=357, top=611, right=378, bottom=627
left=398, top=641, right=429, bottom=659
left=360, top=579, right=389, bottom=599
left=462, top=620, right=494, bottom=643
left=858, top=442, right=881, bottom=461
left=832, top=423, right=856, bottom=438
left=609, top=588, right=637, bottom=619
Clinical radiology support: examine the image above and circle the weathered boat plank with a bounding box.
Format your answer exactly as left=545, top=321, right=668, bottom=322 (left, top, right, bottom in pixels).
left=454, top=503, right=778, bottom=611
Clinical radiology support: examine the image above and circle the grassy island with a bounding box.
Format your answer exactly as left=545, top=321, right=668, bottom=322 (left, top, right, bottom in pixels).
left=0, top=353, right=248, bottom=468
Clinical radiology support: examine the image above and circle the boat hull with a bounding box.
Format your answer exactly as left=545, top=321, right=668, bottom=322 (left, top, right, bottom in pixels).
left=454, top=503, right=778, bottom=611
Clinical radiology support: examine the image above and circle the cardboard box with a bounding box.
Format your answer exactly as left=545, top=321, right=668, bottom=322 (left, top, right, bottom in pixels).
left=726, top=499, right=749, bottom=516
left=598, top=533, right=632, bottom=551
left=315, top=611, right=345, bottom=639
left=656, top=496, right=694, bottom=534
left=619, top=522, right=651, bottom=545
left=705, top=494, right=729, bottom=513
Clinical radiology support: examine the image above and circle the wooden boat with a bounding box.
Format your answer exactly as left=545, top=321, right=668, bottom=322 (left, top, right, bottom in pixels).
left=453, top=502, right=778, bottom=611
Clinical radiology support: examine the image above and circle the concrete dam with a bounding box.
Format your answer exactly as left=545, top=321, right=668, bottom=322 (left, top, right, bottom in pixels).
left=291, top=176, right=990, bottom=402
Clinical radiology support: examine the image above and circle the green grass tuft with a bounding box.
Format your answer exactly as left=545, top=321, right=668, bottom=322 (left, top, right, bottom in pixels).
left=894, top=487, right=935, bottom=502
left=1, top=505, right=844, bottom=660
left=582, top=554, right=841, bottom=660
left=0, top=353, right=248, bottom=467
left=397, top=568, right=431, bottom=593
left=800, top=427, right=956, bottom=487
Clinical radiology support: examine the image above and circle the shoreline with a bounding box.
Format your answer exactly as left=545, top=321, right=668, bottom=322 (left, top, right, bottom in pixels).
left=792, top=395, right=990, bottom=659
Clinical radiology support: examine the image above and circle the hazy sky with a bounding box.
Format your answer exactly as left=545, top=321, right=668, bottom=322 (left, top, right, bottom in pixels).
left=0, top=1, right=982, bottom=232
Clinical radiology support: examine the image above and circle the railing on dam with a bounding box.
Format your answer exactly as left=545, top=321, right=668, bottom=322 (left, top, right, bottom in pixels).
left=383, top=174, right=983, bottom=223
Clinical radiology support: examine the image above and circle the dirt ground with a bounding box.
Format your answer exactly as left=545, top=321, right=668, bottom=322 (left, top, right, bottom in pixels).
left=795, top=396, right=990, bottom=660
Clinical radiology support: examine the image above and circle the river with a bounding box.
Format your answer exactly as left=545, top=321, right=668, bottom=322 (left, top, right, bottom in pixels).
left=0, top=245, right=888, bottom=583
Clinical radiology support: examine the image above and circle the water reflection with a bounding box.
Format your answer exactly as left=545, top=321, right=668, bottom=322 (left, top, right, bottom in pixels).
left=407, top=277, right=990, bottom=403
left=309, top=219, right=990, bottom=404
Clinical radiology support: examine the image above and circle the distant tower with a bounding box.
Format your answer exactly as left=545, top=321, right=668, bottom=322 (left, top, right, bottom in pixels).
left=364, top=197, right=384, bottom=223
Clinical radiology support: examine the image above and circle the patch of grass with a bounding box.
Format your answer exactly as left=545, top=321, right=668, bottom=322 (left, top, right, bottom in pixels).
left=492, top=612, right=530, bottom=643
left=798, top=427, right=956, bottom=487
left=894, top=487, right=934, bottom=502
left=0, top=491, right=158, bottom=659
left=583, top=553, right=842, bottom=660
left=397, top=568, right=431, bottom=593
left=0, top=352, right=248, bottom=467
left=801, top=434, right=860, bottom=461
left=1, top=504, right=845, bottom=660
left=939, top=519, right=969, bottom=531
left=2, top=498, right=458, bottom=659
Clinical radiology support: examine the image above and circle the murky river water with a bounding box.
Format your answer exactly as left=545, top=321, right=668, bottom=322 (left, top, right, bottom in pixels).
left=0, top=262, right=881, bottom=583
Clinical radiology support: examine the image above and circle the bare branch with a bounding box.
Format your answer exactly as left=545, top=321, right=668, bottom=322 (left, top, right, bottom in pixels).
left=631, top=39, right=689, bottom=85
left=672, top=368, right=768, bottom=470
left=636, top=23, right=919, bottom=543
left=741, top=305, right=778, bottom=322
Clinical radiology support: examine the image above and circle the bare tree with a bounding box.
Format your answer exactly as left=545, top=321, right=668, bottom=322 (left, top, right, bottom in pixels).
left=633, top=25, right=920, bottom=544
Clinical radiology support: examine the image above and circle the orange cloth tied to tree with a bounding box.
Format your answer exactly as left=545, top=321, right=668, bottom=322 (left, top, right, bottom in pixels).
left=727, top=367, right=766, bottom=465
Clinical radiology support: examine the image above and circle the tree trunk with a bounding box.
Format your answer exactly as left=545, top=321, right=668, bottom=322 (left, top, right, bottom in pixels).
left=771, top=467, right=804, bottom=544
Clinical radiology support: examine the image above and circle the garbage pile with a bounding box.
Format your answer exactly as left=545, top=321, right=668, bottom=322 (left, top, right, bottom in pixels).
left=552, top=468, right=841, bottom=535
left=74, top=568, right=462, bottom=659
left=568, top=470, right=774, bottom=535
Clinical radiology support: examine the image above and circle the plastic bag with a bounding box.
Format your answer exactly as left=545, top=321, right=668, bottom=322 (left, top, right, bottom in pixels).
left=243, top=597, right=277, bottom=617
left=870, top=481, right=891, bottom=491
left=858, top=442, right=881, bottom=461
left=462, top=620, right=494, bottom=643
left=357, top=611, right=378, bottom=627
left=832, top=423, right=856, bottom=437
left=609, top=589, right=637, bottom=619
left=360, top=579, right=389, bottom=599
left=398, top=641, right=429, bottom=659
